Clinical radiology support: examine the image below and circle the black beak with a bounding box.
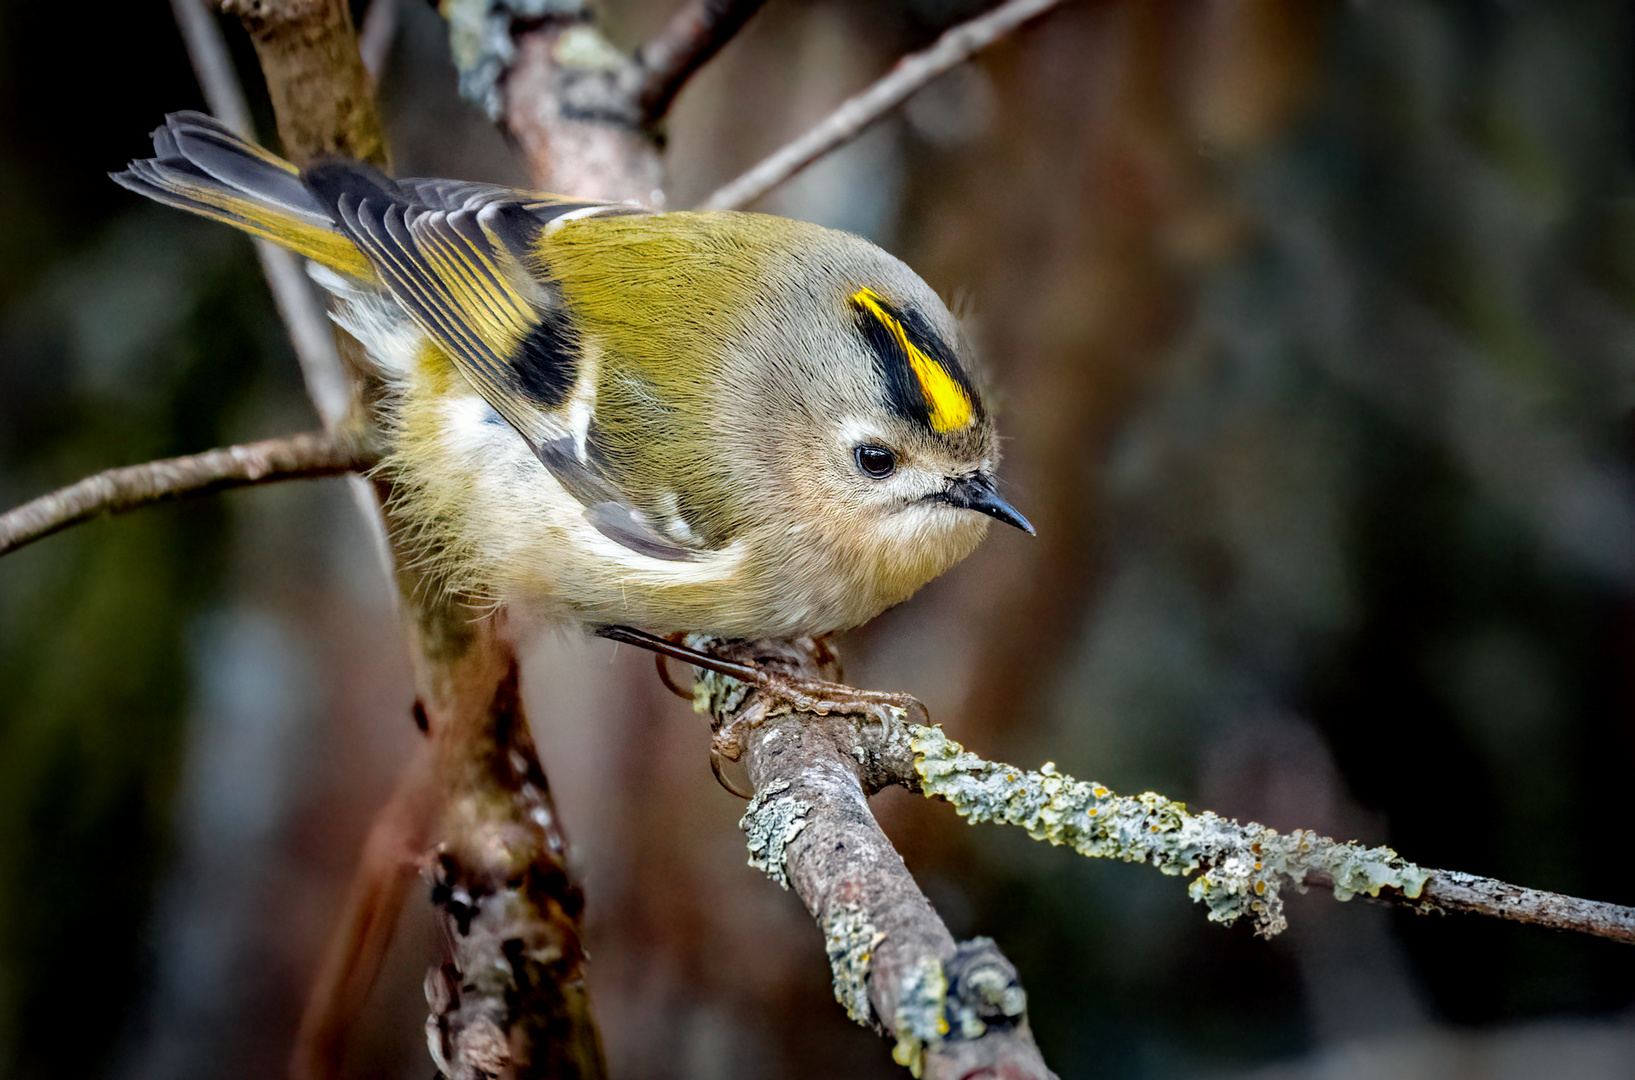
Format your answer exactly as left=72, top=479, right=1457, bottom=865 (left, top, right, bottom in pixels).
left=936, top=473, right=1035, bottom=535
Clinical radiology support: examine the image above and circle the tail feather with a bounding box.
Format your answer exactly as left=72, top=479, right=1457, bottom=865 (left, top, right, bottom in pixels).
left=112, top=112, right=372, bottom=278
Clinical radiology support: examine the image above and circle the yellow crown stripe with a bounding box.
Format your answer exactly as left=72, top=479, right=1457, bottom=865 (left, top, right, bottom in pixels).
left=853, top=288, right=972, bottom=432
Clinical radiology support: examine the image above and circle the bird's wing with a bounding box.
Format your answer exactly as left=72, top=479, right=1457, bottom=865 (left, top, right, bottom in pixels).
left=112, top=111, right=373, bottom=277
left=302, top=163, right=695, bottom=561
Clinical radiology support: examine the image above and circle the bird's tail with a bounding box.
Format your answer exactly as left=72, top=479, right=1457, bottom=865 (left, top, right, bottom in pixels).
left=112, top=112, right=373, bottom=278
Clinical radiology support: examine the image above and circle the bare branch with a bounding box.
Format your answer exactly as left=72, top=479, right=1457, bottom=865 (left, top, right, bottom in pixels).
left=169, top=0, right=254, bottom=134
left=699, top=0, right=1065, bottom=211
left=422, top=636, right=605, bottom=1080
left=1396, top=870, right=1635, bottom=942
left=0, top=433, right=375, bottom=557
left=219, top=0, right=386, bottom=167
left=633, top=0, right=767, bottom=125
left=208, top=2, right=610, bottom=1071
left=292, top=740, right=439, bottom=1080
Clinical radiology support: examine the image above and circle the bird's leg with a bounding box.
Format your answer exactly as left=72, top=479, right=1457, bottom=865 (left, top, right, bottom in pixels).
left=596, top=625, right=928, bottom=742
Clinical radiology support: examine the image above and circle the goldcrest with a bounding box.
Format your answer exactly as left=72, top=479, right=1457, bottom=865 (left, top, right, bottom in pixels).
left=115, top=112, right=1031, bottom=639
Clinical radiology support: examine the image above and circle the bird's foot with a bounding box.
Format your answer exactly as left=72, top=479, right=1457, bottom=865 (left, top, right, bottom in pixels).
left=597, top=625, right=927, bottom=797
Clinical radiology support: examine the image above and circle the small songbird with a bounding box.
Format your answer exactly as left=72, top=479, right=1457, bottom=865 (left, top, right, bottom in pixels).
left=114, top=112, right=1031, bottom=639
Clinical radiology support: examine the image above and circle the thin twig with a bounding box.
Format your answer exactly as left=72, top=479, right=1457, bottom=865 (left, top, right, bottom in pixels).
left=0, top=433, right=375, bottom=557
left=291, top=740, right=439, bottom=1080
left=169, top=0, right=254, bottom=134
left=1401, top=871, right=1635, bottom=942
left=169, top=0, right=354, bottom=429
left=633, top=0, right=768, bottom=124
left=358, top=0, right=400, bottom=80
left=698, top=0, right=1064, bottom=210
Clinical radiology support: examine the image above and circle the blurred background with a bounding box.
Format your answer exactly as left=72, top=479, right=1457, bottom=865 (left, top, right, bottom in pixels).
left=1, top=0, right=1633, bottom=1077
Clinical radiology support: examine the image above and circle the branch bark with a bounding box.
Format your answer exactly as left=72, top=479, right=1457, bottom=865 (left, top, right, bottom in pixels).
left=418, top=610, right=604, bottom=1080
left=1391, top=871, right=1635, bottom=942
left=0, top=432, right=373, bottom=557
left=693, top=639, right=1058, bottom=1080
left=219, top=0, right=386, bottom=167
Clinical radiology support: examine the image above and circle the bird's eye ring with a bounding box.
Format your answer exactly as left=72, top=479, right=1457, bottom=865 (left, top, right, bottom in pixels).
left=854, top=445, right=897, bottom=479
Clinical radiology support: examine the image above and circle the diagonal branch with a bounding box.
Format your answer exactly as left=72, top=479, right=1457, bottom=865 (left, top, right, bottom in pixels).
left=633, top=0, right=768, bottom=125
left=0, top=432, right=376, bottom=557
left=698, top=0, right=1065, bottom=211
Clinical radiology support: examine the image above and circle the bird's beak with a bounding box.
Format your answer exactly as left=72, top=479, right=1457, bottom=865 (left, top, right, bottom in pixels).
left=936, top=472, right=1035, bottom=535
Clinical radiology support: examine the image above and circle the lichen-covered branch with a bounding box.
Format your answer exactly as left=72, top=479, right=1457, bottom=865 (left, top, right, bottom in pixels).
left=698, top=0, right=1066, bottom=211
left=0, top=432, right=374, bottom=557
left=679, top=636, right=1635, bottom=976
left=693, top=638, right=1057, bottom=1080
left=440, top=0, right=767, bottom=201
left=632, top=0, right=767, bottom=124
left=913, top=728, right=1430, bottom=938
left=911, top=728, right=1635, bottom=944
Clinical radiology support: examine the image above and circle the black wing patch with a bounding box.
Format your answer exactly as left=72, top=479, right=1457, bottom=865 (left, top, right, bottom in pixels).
left=513, top=308, right=580, bottom=408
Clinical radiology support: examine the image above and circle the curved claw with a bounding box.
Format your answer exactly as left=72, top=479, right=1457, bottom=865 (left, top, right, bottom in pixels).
left=709, top=747, right=755, bottom=799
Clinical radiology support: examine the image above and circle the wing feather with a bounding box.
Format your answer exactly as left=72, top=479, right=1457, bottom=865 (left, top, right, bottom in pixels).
left=301, top=162, right=699, bottom=561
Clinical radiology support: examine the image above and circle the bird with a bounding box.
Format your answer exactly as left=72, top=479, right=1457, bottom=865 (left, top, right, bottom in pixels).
left=114, top=111, right=1031, bottom=641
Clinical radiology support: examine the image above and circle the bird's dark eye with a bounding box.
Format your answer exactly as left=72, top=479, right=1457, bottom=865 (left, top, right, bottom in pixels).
left=854, top=445, right=897, bottom=479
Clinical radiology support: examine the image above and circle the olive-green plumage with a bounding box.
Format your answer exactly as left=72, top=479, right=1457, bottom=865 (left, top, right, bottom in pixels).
left=114, top=112, right=1031, bottom=637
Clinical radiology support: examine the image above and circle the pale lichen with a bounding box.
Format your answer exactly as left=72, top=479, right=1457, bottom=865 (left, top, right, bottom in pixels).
left=738, top=779, right=811, bottom=890
left=441, top=0, right=607, bottom=119
left=690, top=647, right=753, bottom=718
left=890, top=955, right=951, bottom=1078
left=823, top=902, right=886, bottom=1026
left=912, top=726, right=1429, bottom=937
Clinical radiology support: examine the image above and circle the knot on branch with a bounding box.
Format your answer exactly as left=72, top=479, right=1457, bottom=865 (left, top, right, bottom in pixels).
left=944, top=939, right=1027, bottom=1037
left=892, top=941, right=1031, bottom=1074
